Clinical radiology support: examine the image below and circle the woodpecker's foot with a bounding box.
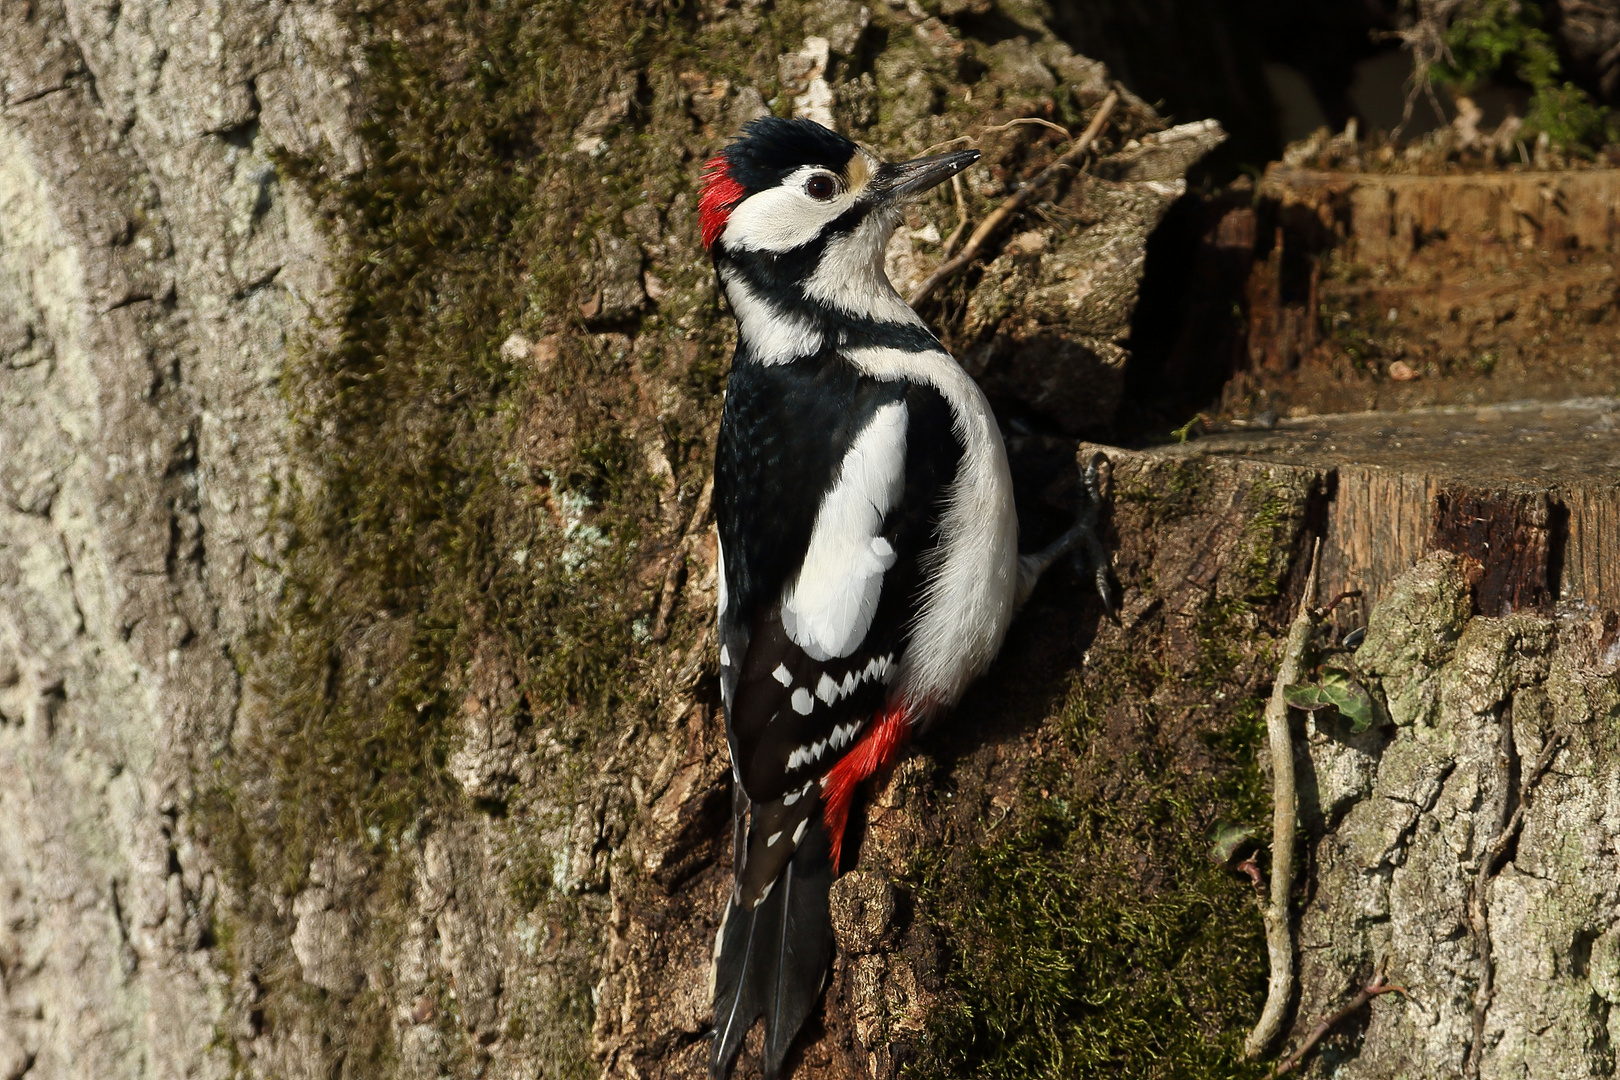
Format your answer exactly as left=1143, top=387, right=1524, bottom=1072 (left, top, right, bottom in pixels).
left=1071, top=452, right=1115, bottom=613
left=1015, top=452, right=1115, bottom=611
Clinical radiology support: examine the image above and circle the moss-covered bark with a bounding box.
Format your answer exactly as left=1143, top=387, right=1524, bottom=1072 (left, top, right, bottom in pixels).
left=195, top=2, right=1249, bottom=1076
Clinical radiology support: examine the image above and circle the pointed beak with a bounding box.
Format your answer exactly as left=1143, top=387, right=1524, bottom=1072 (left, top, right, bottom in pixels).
left=876, top=148, right=980, bottom=204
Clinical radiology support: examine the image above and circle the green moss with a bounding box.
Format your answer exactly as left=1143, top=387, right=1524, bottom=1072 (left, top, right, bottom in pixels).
left=187, top=2, right=1222, bottom=1073
left=1527, top=82, right=1613, bottom=152
left=906, top=456, right=1314, bottom=1078
left=910, top=603, right=1272, bottom=1080
left=1437, top=0, right=1561, bottom=90
left=198, top=0, right=779, bottom=1070
left=1231, top=479, right=1296, bottom=603
left=1116, top=459, right=1208, bottom=523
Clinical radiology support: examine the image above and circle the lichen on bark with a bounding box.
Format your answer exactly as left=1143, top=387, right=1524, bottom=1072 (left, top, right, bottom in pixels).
left=22, top=0, right=1561, bottom=1077
left=177, top=1, right=1236, bottom=1075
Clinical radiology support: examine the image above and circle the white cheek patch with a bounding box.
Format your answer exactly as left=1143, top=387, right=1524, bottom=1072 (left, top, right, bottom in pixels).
left=721, top=166, right=860, bottom=253
left=781, top=401, right=907, bottom=660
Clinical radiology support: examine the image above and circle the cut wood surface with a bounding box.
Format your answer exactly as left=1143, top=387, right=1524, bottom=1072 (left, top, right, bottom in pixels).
left=1088, top=396, right=1620, bottom=619
left=1262, top=166, right=1620, bottom=263
left=1213, top=165, right=1620, bottom=419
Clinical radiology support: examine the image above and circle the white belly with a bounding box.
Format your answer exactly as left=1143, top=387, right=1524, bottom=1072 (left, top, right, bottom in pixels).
left=844, top=345, right=1019, bottom=712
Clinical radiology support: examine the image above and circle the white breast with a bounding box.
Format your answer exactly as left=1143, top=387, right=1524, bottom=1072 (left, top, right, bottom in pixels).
left=844, top=345, right=1018, bottom=711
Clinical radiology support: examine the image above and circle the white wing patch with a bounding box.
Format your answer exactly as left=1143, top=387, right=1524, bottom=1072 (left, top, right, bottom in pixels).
left=717, top=539, right=728, bottom=617
left=843, top=345, right=1019, bottom=711
left=780, top=401, right=907, bottom=661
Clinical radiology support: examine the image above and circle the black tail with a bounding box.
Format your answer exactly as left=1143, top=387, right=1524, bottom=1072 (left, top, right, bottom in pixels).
left=710, top=818, right=834, bottom=1080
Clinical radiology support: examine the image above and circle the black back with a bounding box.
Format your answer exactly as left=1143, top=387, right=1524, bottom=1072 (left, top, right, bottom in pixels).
left=714, top=342, right=963, bottom=806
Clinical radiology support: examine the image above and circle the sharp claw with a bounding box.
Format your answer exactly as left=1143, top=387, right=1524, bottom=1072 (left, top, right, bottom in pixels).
left=1072, top=451, right=1115, bottom=613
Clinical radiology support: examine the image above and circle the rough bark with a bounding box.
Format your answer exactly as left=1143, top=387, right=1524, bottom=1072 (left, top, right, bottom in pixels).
left=4, top=3, right=1618, bottom=1080
left=1220, top=161, right=1620, bottom=420
left=0, top=1, right=350, bottom=1076
left=0, top=1, right=1215, bottom=1078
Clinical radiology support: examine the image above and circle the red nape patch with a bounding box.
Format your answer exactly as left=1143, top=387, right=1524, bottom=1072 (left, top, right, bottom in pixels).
left=699, top=155, right=745, bottom=250
left=821, top=699, right=915, bottom=872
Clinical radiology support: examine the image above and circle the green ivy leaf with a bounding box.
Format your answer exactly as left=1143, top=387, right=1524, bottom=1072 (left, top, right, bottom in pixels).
left=1285, top=665, right=1375, bottom=733
left=1207, top=821, right=1257, bottom=867
left=1283, top=682, right=1336, bottom=712
left=1320, top=666, right=1374, bottom=733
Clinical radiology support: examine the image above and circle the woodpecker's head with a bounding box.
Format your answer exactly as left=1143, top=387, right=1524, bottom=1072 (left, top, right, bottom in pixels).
left=700, top=117, right=978, bottom=351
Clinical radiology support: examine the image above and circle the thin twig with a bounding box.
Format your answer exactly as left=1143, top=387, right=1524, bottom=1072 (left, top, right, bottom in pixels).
left=1245, top=537, right=1321, bottom=1059
left=1316, top=590, right=1362, bottom=618
left=940, top=173, right=969, bottom=260
left=1385, top=0, right=1466, bottom=142
left=917, top=117, right=1076, bottom=157
left=1274, top=959, right=1408, bottom=1077
left=1463, top=729, right=1565, bottom=1079
left=907, top=91, right=1119, bottom=308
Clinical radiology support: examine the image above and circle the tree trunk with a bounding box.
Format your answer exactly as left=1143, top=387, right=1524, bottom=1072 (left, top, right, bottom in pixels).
left=2, top=2, right=1617, bottom=1080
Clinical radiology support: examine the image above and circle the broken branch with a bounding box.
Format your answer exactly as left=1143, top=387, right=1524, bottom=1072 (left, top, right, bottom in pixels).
left=1274, top=959, right=1408, bottom=1077
left=907, top=90, right=1119, bottom=308
left=1245, top=537, right=1321, bottom=1059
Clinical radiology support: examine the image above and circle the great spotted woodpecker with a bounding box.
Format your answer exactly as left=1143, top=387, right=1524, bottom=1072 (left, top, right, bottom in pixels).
left=702, top=116, right=1100, bottom=1078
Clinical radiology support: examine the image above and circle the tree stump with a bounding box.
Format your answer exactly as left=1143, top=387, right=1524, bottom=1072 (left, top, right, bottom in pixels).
left=720, top=400, right=1620, bottom=1078
left=1129, top=398, right=1620, bottom=620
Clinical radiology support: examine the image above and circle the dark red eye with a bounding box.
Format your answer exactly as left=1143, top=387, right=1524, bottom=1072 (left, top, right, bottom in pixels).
left=806, top=174, right=836, bottom=200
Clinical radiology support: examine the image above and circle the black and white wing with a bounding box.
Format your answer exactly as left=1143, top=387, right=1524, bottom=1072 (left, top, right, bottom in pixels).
left=715, top=353, right=962, bottom=895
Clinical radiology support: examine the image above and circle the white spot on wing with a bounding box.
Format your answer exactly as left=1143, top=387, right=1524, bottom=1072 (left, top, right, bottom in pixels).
left=793, top=817, right=810, bottom=844
left=720, top=645, right=731, bottom=667
left=815, top=672, right=839, bottom=705
left=717, top=540, right=728, bottom=617
left=767, top=830, right=783, bottom=847
left=791, top=687, right=814, bottom=715
left=773, top=663, right=793, bottom=686
left=781, top=402, right=907, bottom=660
left=829, top=720, right=861, bottom=750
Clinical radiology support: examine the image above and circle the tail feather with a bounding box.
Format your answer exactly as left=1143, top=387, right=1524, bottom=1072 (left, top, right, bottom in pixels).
left=711, top=820, right=834, bottom=1080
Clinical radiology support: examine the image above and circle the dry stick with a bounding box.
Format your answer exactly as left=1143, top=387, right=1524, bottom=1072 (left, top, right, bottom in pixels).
left=1274, top=961, right=1408, bottom=1077
left=907, top=90, right=1119, bottom=308
left=916, top=116, right=1076, bottom=158
left=1245, top=537, right=1322, bottom=1059
left=940, top=173, right=969, bottom=261
left=1462, top=730, right=1566, bottom=1079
